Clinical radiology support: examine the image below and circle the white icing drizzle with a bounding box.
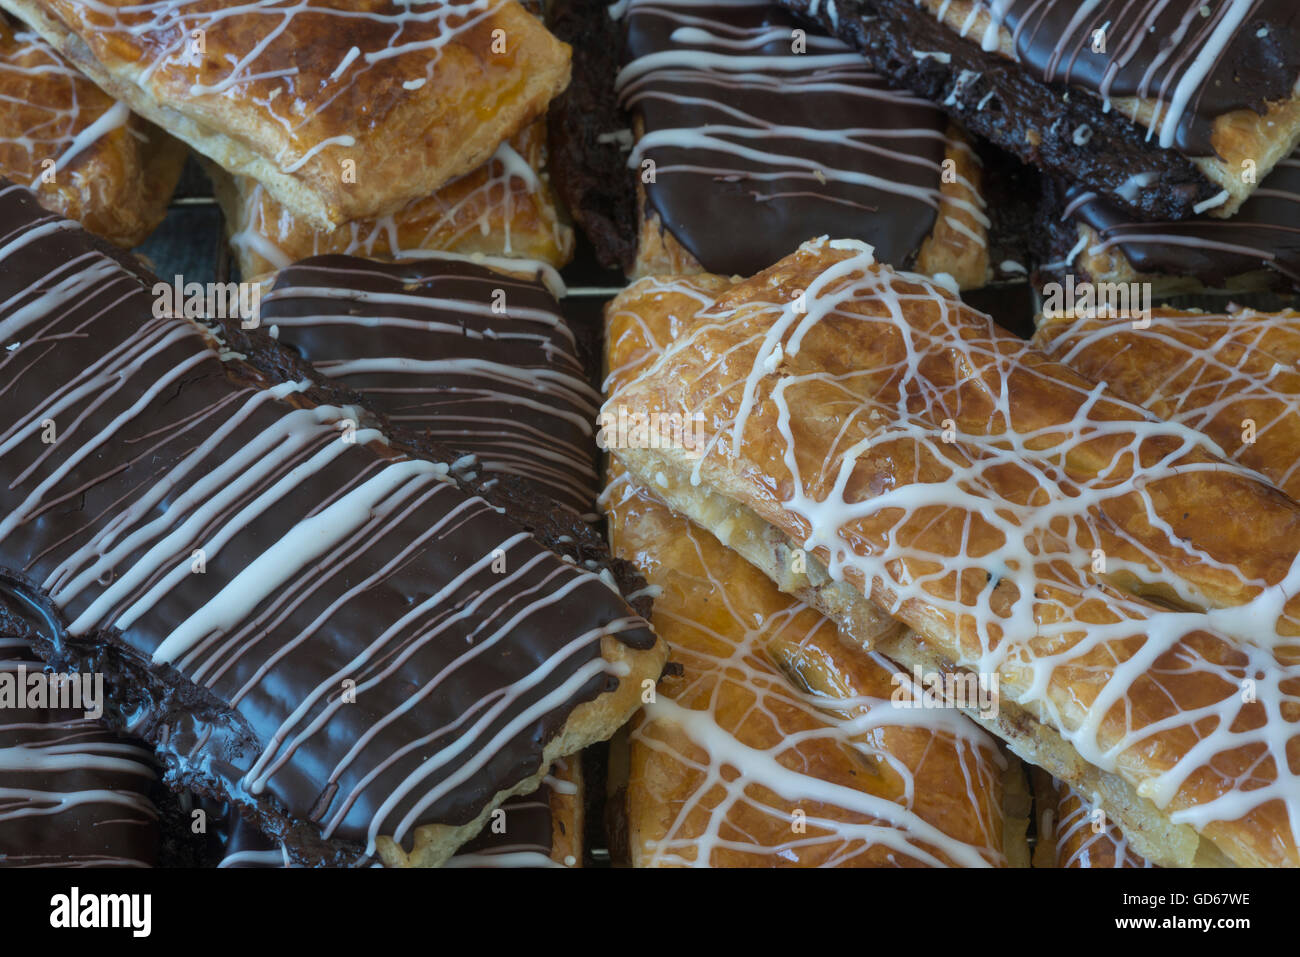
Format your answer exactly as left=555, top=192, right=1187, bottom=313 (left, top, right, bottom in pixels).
left=1038, top=308, right=1300, bottom=501
left=605, top=473, right=1006, bottom=867
left=49, top=0, right=508, bottom=168
left=0, top=27, right=136, bottom=227
left=260, top=258, right=600, bottom=514
left=926, top=0, right=1267, bottom=149
left=0, top=637, right=157, bottom=867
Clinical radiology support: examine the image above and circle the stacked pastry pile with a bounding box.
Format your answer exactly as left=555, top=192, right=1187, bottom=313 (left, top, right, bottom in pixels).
left=1, top=0, right=1299, bottom=870
left=0, top=0, right=575, bottom=270
left=0, top=0, right=671, bottom=869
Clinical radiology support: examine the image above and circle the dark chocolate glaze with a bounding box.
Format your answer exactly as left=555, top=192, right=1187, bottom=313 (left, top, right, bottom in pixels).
left=0, top=630, right=158, bottom=868
left=207, top=268, right=653, bottom=626
left=260, top=256, right=602, bottom=517
left=209, top=777, right=560, bottom=868
left=1052, top=155, right=1300, bottom=287
left=443, top=783, right=559, bottom=867
left=782, top=0, right=1223, bottom=220
left=980, top=0, right=1300, bottom=156
left=619, top=0, right=950, bottom=277
left=0, top=183, right=656, bottom=866
left=547, top=0, right=638, bottom=273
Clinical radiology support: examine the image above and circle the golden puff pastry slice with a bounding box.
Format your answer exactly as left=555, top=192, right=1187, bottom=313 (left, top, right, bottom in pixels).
left=605, top=236, right=1300, bottom=868
left=600, top=264, right=1027, bottom=868
left=604, top=466, right=1026, bottom=868
left=211, top=119, right=573, bottom=281
left=0, top=17, right=183, bottom=246
left=1034, top=306, right=1300, bottom=502
left=3, top=0, right=571, bottom=227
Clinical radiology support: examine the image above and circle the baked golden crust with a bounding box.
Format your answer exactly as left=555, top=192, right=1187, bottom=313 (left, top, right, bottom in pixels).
left=212, top=119, right=573, bottom=280
left=1054, top=220, right=1284, bottom=297
left=1032, top=771, right=1152, bottom=868
left=606, top=466, right=1018, bottom=867
left=1034, top=307, right=1300, bottom=503
left=602, top=269, right=1024, bottom=868
left=0, top=18, right=183, bottom=246
left=4, top=0, right=570, bottom=227
left=605, top=238, right=1300, bottom=868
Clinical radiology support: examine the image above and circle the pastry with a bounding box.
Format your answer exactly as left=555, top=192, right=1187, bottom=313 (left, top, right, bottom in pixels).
left=212, top=119, right=574, bottom=281
left=602, top=271, right=1028, bottom=867
left=604, top=236, right=1300, bottom=868
left=0, top=634, right=158, bottom=867
left=1033, top=771, right=1151, bottom=869
left=0, top=181, right=665, bottom=868
left=551, top=0, right=990, bottom=287
left=1, top=0, right=571, bottom=227
left=217, top=757, right=582, bottom=867
left=782, top=0, right=1300, bottom=221
left=0, top=16, right=183, bottom=246
left=1036, top=153, right=1300, bottom=293
left=1033, top=305, right=1300, bottom=501
left=446, top=757, right=583, bottom=867
left=254, top=253, right=601, bottom=517
left=605, top=465, right=1027, bottom=867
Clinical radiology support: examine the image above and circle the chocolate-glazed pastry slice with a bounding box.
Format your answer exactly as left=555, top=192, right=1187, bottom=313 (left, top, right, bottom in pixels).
left=782, top=0, right=1300, bottom=221
left=209, top=119, right=575, bottom=282
left=0, top=634, right=159, bottom=868
left=1036, top=154, right=1300, bottom=294
left=552, top=0, right=991, bottom=287
left=256, top=254, right=601, bottom=518
left=0, top=182, right=665, bottom=867
left=214, top=757, right=582, bottom=868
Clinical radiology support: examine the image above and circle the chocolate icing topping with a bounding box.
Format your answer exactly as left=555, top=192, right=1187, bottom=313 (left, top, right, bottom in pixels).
left=0, top=633, right=158, bottom=868
left=212, top=778, right=560, bottom=868
left=781, top=0, right=1235, bottom=220
left=978, top=0, right=1300, bottom=156
left=0, top=183, right=655, bottom=865
left=1059, top=155, right=1300, bottom=286
left=260, top=255, right=601, bottom=517
left=619, top=0, right=951, bottom=276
